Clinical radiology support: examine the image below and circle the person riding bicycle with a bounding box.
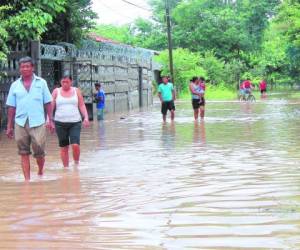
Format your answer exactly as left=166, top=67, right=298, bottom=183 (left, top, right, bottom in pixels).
left=242, top=79, right=254, bottom=95
left=239, top=81, right=245, bottom=96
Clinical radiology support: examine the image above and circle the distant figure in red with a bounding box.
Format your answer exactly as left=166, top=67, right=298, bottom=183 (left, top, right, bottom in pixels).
left=242, top=79, right=254, bottom=94
left=259, top=80, right=267, bottom=97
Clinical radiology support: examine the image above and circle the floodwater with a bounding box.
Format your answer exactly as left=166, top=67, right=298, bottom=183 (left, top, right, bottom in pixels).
left=1, top=94, right=300, bottom=249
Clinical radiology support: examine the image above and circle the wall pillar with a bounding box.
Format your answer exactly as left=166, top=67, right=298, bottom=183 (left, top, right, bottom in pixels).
left=31, top=40, right=41, bottom=76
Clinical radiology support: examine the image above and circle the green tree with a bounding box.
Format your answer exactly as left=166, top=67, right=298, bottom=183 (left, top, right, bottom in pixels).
left=0, top=5, right=9, bottom=62
left=129, top=18, right=167, bottom=50
left=2, top=0, right=65, bottom=41
left=200, top=51, right=225, bottom=85
left=275, top=0, right=300, bottom=83
left=154, top=48, right=207, bottom=92
left=172, top=0, right=280, bottom=58
left=42, top=0, right=97, bottom=44
left=0, top=0, right=66, bottom=67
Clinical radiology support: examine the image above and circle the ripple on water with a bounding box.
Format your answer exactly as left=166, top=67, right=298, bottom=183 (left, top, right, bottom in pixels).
left=1, top=99, right=300, bottom=249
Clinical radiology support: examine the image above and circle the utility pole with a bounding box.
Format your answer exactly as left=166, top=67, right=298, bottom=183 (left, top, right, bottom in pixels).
left=165, top=0, right=174, bottom=83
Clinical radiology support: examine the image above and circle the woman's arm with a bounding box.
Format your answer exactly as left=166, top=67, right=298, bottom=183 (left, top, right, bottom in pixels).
left=189, top=83, right=201, bottom=96
left=76, top=88, right=89, bottom=127
left=45, top=88, right=57, bottom=132
left=51, top=88, right=58, bottom=117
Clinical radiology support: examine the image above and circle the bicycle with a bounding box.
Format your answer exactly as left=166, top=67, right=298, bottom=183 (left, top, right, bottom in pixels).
left=238, top=92, right=256, bottom=102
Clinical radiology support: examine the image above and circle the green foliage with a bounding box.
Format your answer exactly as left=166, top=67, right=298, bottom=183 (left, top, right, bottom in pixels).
left=91, top=24, right=133, bottom=44
left=2, top=0, right=65, bottom=40
left=172, top=1, right=247, bottom=57
left=171, top=0, right=280, bottom=58
left=6, top=9, right=53, bottom=40
left=154, top=48, right=207, bottom=92
left=276, top=0, right=300, bottom=47
left=0, top=6, right=9, bottom=62
left=129, top=0, right=292, bottom=95
left=180, top=83, right=237, bottom=100
left=204, top=83, right=237, bottom=100
left=224, top=59, right=246, bottom=89
left=154, top=48, right=245, bottom=93
left=129, top=18, right=167, bottom=50
left=275, top=0, right=300, bottom=82
left=201, top=51, right=225, bottom=85
left=0, top=0, right=97, bottom=59
left=0, top=1, right=66, bottom=62
left=42, top=0, right=97, bottom=44
left=91, top=19, right=167, bottom=50
left=84, top=0, right=300, bottom=93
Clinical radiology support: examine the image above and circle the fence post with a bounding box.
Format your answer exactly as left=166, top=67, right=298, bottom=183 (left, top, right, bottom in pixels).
left=31, top=40, right=41, bottom=76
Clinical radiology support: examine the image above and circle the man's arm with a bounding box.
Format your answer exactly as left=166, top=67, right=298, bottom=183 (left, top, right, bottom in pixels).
left=158, top=92, right=163, bottom=102
left=45, top=88, right=57, bottom=132
left=44, top=102, right=55, bottom=132
left=6, top=106, right=16, bottom=139
left=157, top=85, right=163, bottom=102
left=172, top=86, right=176, bottom=101
left=6, top=83, right=16, bottom=138
left=44, top=102, right=53, bottom=121
left=94, top=92, right=100, bottom=102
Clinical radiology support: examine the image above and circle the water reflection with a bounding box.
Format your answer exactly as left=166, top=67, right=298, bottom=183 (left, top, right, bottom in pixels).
left=161, top=122, right=176, bottom=150
left=1, top=96, right=300, bottom=249
left=240, top=101, right=253, bottom=114
left=0, top=168, right=84, bottom=249
left=96, top=121, right=106, bottom=149
left=193, top=121, right=206, bottom=146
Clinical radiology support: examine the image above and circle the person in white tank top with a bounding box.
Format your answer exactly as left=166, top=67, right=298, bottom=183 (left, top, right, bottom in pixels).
left=51, top=73, right=89, bottom=167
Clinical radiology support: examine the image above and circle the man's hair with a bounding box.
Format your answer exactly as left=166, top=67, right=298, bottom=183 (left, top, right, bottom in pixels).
left=18, top=56, right=35, bottom=66
left=95, top=83, right=101, bottom=87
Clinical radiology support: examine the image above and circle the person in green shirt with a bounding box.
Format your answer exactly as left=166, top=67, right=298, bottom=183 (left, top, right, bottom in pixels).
left=158, top=76, right=176, bottom=122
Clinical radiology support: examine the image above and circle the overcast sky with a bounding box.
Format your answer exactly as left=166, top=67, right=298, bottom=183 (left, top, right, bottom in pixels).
left=92, top=0, right=152, bottom=25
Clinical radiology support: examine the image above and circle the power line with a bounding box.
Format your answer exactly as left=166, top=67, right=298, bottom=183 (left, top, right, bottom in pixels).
left=98, top=0, right=137, bottom=22
left=119, top=0, right=151, bottom=12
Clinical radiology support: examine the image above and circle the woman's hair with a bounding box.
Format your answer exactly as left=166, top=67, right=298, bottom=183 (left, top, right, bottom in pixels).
left=191, top=76, right=198, bottom=82
left=62, top=70, right=72, bottom=80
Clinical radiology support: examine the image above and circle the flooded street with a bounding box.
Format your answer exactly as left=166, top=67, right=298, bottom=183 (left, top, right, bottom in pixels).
left=1, top=95, right=300, bottom=249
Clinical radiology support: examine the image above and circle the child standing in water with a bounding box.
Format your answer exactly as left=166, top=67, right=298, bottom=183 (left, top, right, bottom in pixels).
left=198, top=77, right=206, bottom=119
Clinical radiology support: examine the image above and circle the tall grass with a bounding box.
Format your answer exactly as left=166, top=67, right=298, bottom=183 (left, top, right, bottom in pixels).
left=179, top=84, right=237, bottom=100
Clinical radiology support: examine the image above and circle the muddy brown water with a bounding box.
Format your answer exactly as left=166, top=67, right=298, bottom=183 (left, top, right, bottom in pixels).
left=1, top=95, right=300, bottom=249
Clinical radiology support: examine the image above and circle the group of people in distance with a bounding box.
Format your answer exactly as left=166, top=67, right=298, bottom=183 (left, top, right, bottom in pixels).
left=157, top=75, right=206, bottom=122
left=239, top=78, right=267, bottom=98
left=158, top=75, right=268, bottom=122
